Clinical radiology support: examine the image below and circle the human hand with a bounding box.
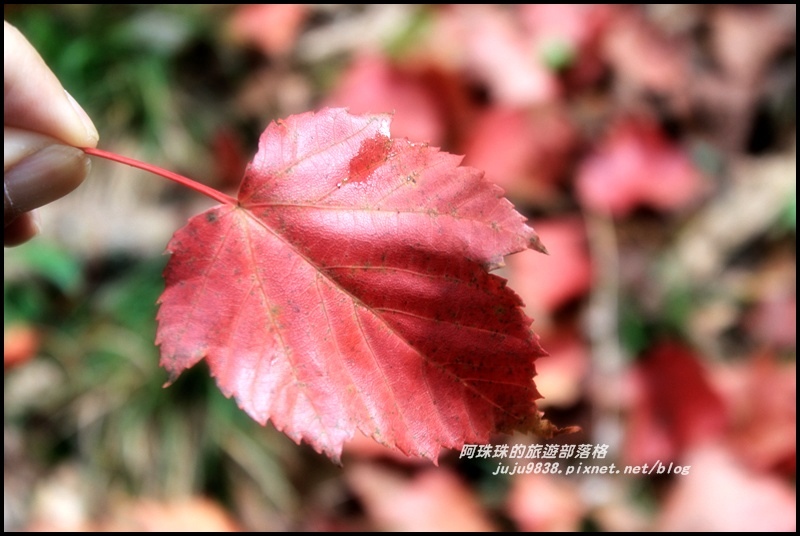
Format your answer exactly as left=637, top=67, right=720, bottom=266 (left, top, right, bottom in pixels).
left=4, top=20, right=99, bottom=246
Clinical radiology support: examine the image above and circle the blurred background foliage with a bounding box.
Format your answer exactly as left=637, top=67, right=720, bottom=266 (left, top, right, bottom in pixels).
left=4, top=4, right=796, bottom=531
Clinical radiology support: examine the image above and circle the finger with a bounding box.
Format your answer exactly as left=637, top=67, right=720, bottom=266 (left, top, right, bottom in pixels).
left=4, top=133, right=90, bottom=226
left=4, top=20, right=98, bottom=148
left=4, top=127, right=67, bottom=172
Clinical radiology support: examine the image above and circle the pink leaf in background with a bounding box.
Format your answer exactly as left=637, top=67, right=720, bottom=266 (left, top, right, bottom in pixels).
left=625, top=342, right=728, bottom=467
left=450, top=4, right=559, bottom=106
left=576, top=118, right=706, bottom=216
left=657, top=444, right=796, bottom=532
left=508, top=472, right=586, bottom=532
left=228, top=4, right=309, bottom=57
left=461, top=106, right=577, bottom=204
left=347, top=463, right=498, bottom=531
left=325, top=54, right=448, bottom=146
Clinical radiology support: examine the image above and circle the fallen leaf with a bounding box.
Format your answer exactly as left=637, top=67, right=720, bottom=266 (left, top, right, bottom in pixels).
left=507, top=472, right=586, bottom=532
left=712, top=351, right=796, bottom=477
left=657, top=444, right=796, bottom=531
left=625, top=341, right=728, bottom=466
left=746, top=294, right=797, bottom=350
left=347, top=463, right=498, bottom=531
left=228, top=4, right=309, bottom=57
left=743, top=252, right=797, bottom=350
left=602, top=7, right=689, bottom=95
left=709, top=4, right=796, bottom=86
left=325, top=54, right=448, bottom=146
left=449, top=4, right=559, bottom=106
left=519, top=4, right=612, bottom=85
left=461, top=106, right=577, bottom=204
left=576, top=118, right=706, bottom=216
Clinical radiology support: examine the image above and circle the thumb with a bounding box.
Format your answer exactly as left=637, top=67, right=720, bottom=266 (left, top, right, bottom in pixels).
left=4, top=128, right=90, bottom=226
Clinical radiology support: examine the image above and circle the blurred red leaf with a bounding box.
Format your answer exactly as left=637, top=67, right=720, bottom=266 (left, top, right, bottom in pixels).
left=748, top=295, right=797, bottom=350
left=625, top=342, right=728, bottom=467
left=326, top=54, right=458, bottom=146
left=710, top=5, right=796, bottom=85
left=519, top=4, right=613, bottom=85
left=744, top=253, right=797, bottom=349
left=347, top=463, right=498, bottom=531
left=507, top=473, right=586, bottom=532
left=576, top=118, right=706, bottom=216
left=156, top=108, right=559, bottom=463
left=228, top=4, right=309, bottom=57
left=519, top=4, right=611, bottom=55
left=602, top=7, right=689, bottom=95
left=657, top=444, right=796, bottom=531
left=461, top=106, right=577, bottom=204
left=712, top=351, right=796, bottom=477
left=447, top=4, right=559, bottom=106
left=428, top=4, right=613, bottom=107
left=4, top=324, right=40, bottom=370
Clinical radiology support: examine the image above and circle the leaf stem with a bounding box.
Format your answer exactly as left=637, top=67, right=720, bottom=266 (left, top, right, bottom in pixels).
left=82, top=147, right=238, bottom=206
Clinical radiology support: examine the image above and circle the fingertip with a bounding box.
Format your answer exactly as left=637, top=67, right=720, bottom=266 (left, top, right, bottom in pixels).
left=4, top=145, right=91, bottom=220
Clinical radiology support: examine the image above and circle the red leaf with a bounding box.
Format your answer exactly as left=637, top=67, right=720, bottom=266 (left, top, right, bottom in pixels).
left=347, top=463, right=498, bottom=531
left=507, top=472, right=586, bottom=532
left=713, top=351, right=796, bottom=477
left=656, top=444, right=797, bottom=532
left=625, top=342, right=728, bottom=466
left=445, top=4, right=559, bottom=106
left=576, top=118, right=706, bottom=216
left=602, top=7, right=689, bottom=95
left=228, top=4, right=309, bottom=57
left=461, top=106, right=577, bottom=204
left=156, top=108, right=558, bottom=462
left=325, top=54, right=447, bottom=146
left=518, top=4, right=613, bottom=86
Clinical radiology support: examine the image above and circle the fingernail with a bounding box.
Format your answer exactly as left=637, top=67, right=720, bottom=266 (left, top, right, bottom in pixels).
left=65, top=90, right=99, bottom=146
left=4, top=145, right=91, bottom=222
